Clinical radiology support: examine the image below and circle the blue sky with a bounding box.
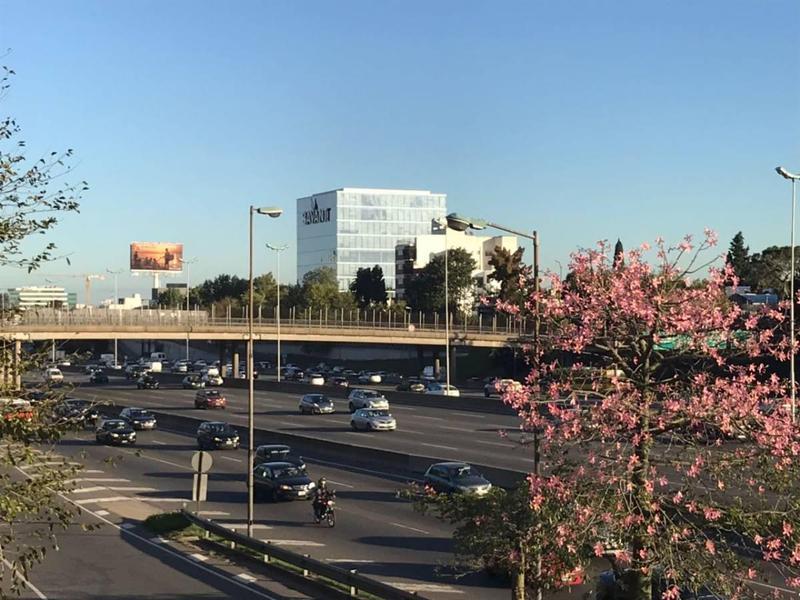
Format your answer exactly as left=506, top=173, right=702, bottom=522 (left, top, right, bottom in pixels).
left=1, top=0, right=798, bottom=300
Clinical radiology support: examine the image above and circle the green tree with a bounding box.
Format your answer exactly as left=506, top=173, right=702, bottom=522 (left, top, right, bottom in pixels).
left=488, top=246, right=526, bottom=304
left=748, top=245, right=798, bottom=298
left=195, top=274, right=248, bottom=306
left=349, top=265, right=388, bottom=308
left=726, top=231, right=750, bottom=284
left=0, top=64, right=88, bottom=597
left=404, top=248, right=477, bottom=313
left=156, top=288, right=185, bottom=307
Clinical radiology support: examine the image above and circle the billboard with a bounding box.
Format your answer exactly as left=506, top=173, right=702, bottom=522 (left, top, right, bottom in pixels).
left=130, top=242, right=184, bottom=272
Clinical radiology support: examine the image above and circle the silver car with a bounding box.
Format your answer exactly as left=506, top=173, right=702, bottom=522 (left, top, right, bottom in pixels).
left=350, top=408, right=396, bottom=431
left=299, top=394, right=335, bottom=414
left=347, top=389, right=389, bottom=412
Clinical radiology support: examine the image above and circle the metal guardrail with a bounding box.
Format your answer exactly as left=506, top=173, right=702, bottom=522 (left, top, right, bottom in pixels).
left=4, top=308, right=533, bottom=337
left=181, top=509, right=426, bottom=599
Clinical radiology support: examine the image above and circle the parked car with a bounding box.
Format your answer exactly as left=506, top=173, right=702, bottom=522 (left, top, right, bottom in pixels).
left=382, top=372, right=403, bottom=385
left=484, top=378, right=522, bottom=398
left=347, top=389, right=389, bottom=412
left=307, top=373, right=325, bottom=386
left=357, top=371, right=382, bottom=384
left=282, top=367, right=304, bottom=381
left=254, top=444, right=306, bottom=470
left=136, top=374, right=160, bottom=390
left=172, top=361, right=189, bottom=373
left=119, top=407, right=158, bottom=430
left=195, top=389, right=227, bottom=409
left=299, top=394, right=335, bottom=414
left=125, top=365, right=149, bottom=380
left=192, top=360, right=208, bottom=372
left=256, top=361, right=272, bottom=371
left=397, top=378, right=425, bottom=393
left=237, top=366, right=259, bottom=379
left=57, top=359, right=71, bottom=367
left=201, top=373, right=224, bottom=387
left=88, top=370, right=109, bottom=384
left=425, top=382, right=460, bottom=397
left=84, top=363, right=101, bottom=374
left=180, top=375, right=203, bottom=389
left=329, top=376, right=349, bottom=388
left=96, top=419, right=136, bottom=446
left=423, top=462, right=492, bottom=495
left=253, top=462, right=315, bottom=502
left=350, top=408, right=397, bottom=431
left=55, top=398, right=100, bottom=424
left=43, top=368, right=64, bottom=385
left=196, top=421, right=240, bottom=450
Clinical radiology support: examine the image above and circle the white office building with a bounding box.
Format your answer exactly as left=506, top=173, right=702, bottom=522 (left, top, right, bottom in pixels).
left=6, top=286, right=74, bottom=309
left=395, top=230, right=519, bottom=300
left=296, top=188, right=447, bottom=291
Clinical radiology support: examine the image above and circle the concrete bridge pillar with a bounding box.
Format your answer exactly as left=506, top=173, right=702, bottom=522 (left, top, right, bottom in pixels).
left=218, top=342, right=227, bottom=376
left=232, top=350, right=240, bottom=379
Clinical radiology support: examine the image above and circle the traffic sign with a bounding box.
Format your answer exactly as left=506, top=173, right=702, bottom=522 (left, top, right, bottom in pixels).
left=191, top=451, right=213, bottom=473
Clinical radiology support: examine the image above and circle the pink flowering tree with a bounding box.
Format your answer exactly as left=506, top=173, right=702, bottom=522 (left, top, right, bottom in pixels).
left=500, top=231, right=800, bottom=599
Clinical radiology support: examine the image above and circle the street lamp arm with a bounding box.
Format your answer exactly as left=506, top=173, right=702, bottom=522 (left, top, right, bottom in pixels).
left=485, top=221, right=536, bottom=242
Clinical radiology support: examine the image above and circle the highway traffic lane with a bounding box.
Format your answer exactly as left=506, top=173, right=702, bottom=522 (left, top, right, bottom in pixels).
left=50, top=427, right=510, bottom=600
left=77, top=382, right=537, bottom=473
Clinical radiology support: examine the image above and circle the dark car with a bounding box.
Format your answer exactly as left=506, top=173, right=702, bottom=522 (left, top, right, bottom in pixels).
left=136, top=374, right=160, bottom=390
left=397, top=378, right=425, bottom=392
left=96, top=418, right=136, bottom=445
left=195, top=389, right=226, bottom=409
left=119, top=407, right=157, bottom=430
left=125, top=365, right=149, bottom=380
left=423, top=462, right=493, bottom=496
left=89, top=370, right=109, bottom=384
left=329, top=376, right=349, bottom=388
left=55, top=398, right=100, bottom=424
left=282, top=368, right=304, bottom=381
left=182, top=375, right=205, bottom=390
left=254, top=444, right=306, bottom=470
left=299, top=394, right=335, bottom=414
left=196, top=421, right=240, bottom=450
left=253, top=461, right=315, bottom=501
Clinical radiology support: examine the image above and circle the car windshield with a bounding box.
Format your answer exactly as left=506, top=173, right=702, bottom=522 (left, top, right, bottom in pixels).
left=209, top=424, right=233, bottom=434
left=367, top=410, right=390, bottom=417
left=130, top=410, right=152, bottom=418
left=207, top=391, right=221, bottom=398
left=450, top=466, right=477, bottom=480
left=308, top=395, right=328, bottom=403
left=106, top=421, right=127, bottom=430
left=68, top=400, right=90, bottom=408
left=274, top=467, right=303, bottom=479
left=362, top=391, right=381, bottom=398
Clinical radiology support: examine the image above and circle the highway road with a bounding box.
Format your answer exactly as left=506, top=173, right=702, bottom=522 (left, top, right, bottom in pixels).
left=70, top=375, right=535, bottom=474
left=43, top=424, right=511, bottom=599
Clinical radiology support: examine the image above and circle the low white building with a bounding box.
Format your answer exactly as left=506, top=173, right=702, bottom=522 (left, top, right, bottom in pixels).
left=5, top=286, right=76, bottom=310
left=102, top=293, right=146, bottom=311
left=395, top=229, right=518, bottom=301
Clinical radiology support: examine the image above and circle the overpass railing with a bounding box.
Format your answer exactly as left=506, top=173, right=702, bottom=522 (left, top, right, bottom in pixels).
left=3, top=308, right=533, bottom=337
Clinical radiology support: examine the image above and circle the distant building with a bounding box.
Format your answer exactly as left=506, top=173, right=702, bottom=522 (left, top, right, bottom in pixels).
left=5, top=286, right=76, bottom=310
left=296, top=188, right=447, bottom=291
left=103, top=293, right=146, bottom=311
left=729, top=292, right=779, bottom=311
left=395, top=229, right=519, bottom=300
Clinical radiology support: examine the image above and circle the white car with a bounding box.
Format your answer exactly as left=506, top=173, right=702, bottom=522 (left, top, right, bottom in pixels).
left=357, top=371, right=382, bottom=384
left=201, top=373, right=224, bottom=386
left=425, top=383, right=460, bottom=397
left=299, top=394, right=335, bottom=414
left=308, top=373, right=325, bottom=386
left=347, top=389, right=390, bottom=412
left=44, top=368, right=64, bottom=384
left=350, top=408, right=396, bottom=431
left=172, top=362, right=189, bottom=373
left=484, top=378, right=522, bottom=398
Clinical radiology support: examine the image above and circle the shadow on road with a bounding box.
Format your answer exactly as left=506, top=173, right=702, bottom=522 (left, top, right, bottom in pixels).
left=356, top=535, right=452, bottom=553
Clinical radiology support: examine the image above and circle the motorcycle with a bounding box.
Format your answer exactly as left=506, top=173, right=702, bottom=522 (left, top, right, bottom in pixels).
left=313, top=493, right=336, bottom=527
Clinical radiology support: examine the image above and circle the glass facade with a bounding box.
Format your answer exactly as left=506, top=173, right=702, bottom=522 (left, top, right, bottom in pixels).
left=297, top=188, right=446, bottom=291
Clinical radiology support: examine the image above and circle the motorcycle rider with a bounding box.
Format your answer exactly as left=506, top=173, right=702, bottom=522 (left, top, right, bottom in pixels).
left=313, top=477, right=335, bottom=521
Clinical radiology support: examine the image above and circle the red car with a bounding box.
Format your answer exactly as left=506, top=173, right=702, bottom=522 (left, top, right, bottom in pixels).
left=195, top=389, right=227, bottom=409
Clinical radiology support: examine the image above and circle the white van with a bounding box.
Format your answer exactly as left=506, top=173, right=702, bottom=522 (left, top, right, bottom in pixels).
left=150, top=352, right=167, bottom=362
left=44, top=368, right=64, bottom=384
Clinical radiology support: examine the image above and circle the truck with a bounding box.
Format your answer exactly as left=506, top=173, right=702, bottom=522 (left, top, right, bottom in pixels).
left=100, top=353, right=115, bottom=366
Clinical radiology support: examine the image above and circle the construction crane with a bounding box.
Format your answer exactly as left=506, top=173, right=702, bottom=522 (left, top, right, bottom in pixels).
left=40, top=273, right=106, bottom=307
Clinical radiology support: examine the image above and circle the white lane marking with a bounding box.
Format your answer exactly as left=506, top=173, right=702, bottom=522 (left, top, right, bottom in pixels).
left=83, top=469, right=105, bottom=474
left=454, top=412, right=485, bottom=419
left=326, top=479, right=354, bottom=489
left=67, top=478, right=130, bottom=483
left=198, top=511, right=230, bottom=516
left=390, top=522, right=430, bottom=535
left=327, top=558, right=376, bottom=563
left=236, top=573, right=258, bottom=583
left=386, top=582, right=464, bottom=594
left=275, top=421, right=299, bottom=427
left=420, top=442, right=458, bottom=451
left=220, top=456, right=242, bottom=463
left=153, top=536, right=168, bottom=544
left=140, top=498, right=190, bottom=503
left=438, top=425, right=473, bottom=432
left=75, top=496, right=130, bottom=505
left=411, top=415, right=445, bottom=421
left=264, top=540, right=325, bottom=547
left=120, top=523, right=135, bottom=530
left=94, top=509, right=110, bottom=516
left=73, top=486, right=158, bottom=494
left=190, top=553, right=209, bottom=562
left=70, top=487, right=109, bottom=494
left=114, top=447, right=192, bottom=471
left=474, top=440, right=513, bottom=448
left=398, top=430, right=425, bottom=435
left=225, top=523, right=273, bottom=530
left=1, top=557, right=47, bottom=599
left=151, top=440, right=168, bottom=445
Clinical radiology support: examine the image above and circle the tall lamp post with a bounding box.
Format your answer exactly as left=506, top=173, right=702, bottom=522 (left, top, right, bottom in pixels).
left=106, top=268, right=124, bottom=366
left=266, top=243, right=289, bottom=382
left=178, top=257, right=198, bottom=362
left=445, top=212, right=541, bottom=600
left=247, top=206, right=283, bottom=537
left=776, top=166, right=799, bottom=423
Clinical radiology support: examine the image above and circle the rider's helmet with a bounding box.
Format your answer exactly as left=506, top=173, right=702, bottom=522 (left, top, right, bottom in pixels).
left=317, top=477, right=327, bottom=491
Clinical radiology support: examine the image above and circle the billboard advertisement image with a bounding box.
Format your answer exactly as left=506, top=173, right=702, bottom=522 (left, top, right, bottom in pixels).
left=130, top=242, right=184, bottom=272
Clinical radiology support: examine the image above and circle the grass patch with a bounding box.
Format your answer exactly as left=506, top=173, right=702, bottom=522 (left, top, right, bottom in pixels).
left=143, top=511, right=195, bottom=535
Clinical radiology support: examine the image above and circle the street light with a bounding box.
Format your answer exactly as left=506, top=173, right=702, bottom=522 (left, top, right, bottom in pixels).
left=247, top=205, right=283, bottom=538
left=266, top=243, right=289, bottom=383
left=106, top=268, right=124, bottom=366
left=776, top=166, right=800, bottom=423
left=178, top=257, right=198, bottom=362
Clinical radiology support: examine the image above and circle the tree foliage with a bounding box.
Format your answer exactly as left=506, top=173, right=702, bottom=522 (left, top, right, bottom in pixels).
left=156, top=287, right=185, bottom=307
left=748, top=245, right=798, bottom=298
left=498, top=232, right=800, bottom=599
left=349, top=265, right=388, bottom=308
left=404, top=248, right=477, bottom=312
left=488, top=246, right=527, bottom=305
left=727, top=231, right=750, bottom=284
left=0, top=64, right=89, bottom=597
